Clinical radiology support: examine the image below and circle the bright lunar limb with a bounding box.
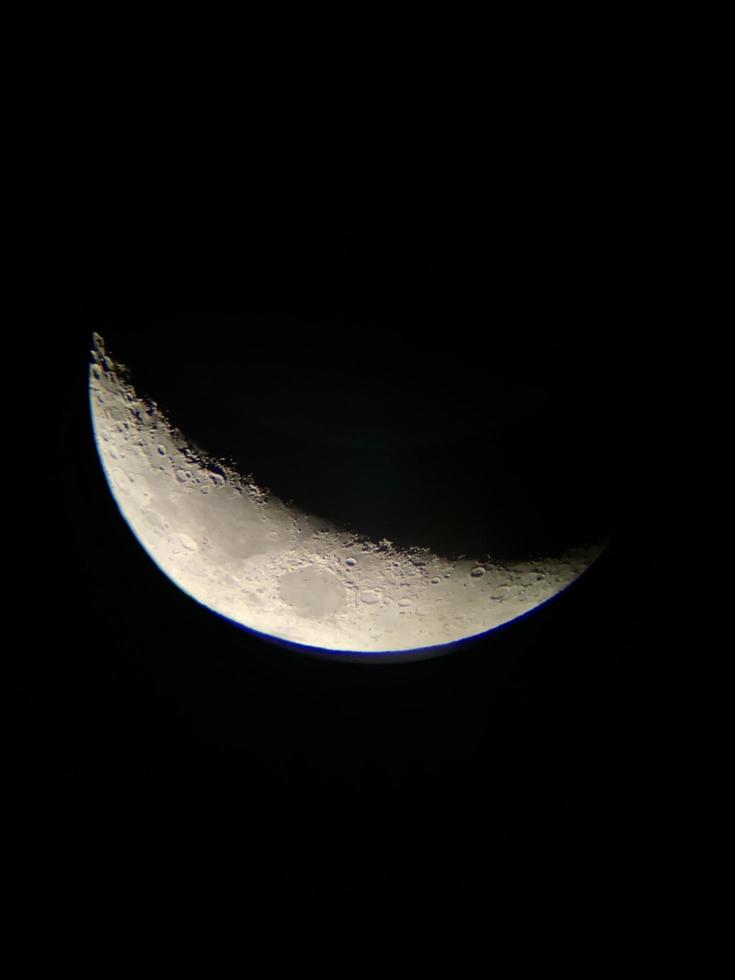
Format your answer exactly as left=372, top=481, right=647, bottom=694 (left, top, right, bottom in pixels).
left=89, top=333, right=606, bottom=657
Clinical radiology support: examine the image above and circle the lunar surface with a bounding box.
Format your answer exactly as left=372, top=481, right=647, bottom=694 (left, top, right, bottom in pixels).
left=89, top=333, right=605, bottom=656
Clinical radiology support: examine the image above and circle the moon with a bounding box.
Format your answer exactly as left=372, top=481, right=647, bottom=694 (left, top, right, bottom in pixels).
left=89, top=332, right=606, bottom=658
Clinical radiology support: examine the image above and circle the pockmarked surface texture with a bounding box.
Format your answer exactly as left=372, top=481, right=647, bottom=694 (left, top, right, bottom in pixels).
left=89, top=333, right=605, bottom=654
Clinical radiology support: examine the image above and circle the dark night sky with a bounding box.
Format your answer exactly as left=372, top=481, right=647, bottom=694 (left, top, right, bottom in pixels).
left=6, top=175, right=676, bottom=934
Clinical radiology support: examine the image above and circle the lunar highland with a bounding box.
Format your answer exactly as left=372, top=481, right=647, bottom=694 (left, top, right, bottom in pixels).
left=89, top=333, right=604, bottom=656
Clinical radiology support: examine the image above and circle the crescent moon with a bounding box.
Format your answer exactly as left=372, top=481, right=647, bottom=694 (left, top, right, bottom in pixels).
left=89, top=332, right=606, bottom=659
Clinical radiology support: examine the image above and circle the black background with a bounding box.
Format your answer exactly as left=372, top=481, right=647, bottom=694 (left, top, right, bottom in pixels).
left=6, top=172, right=674, bottom=934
